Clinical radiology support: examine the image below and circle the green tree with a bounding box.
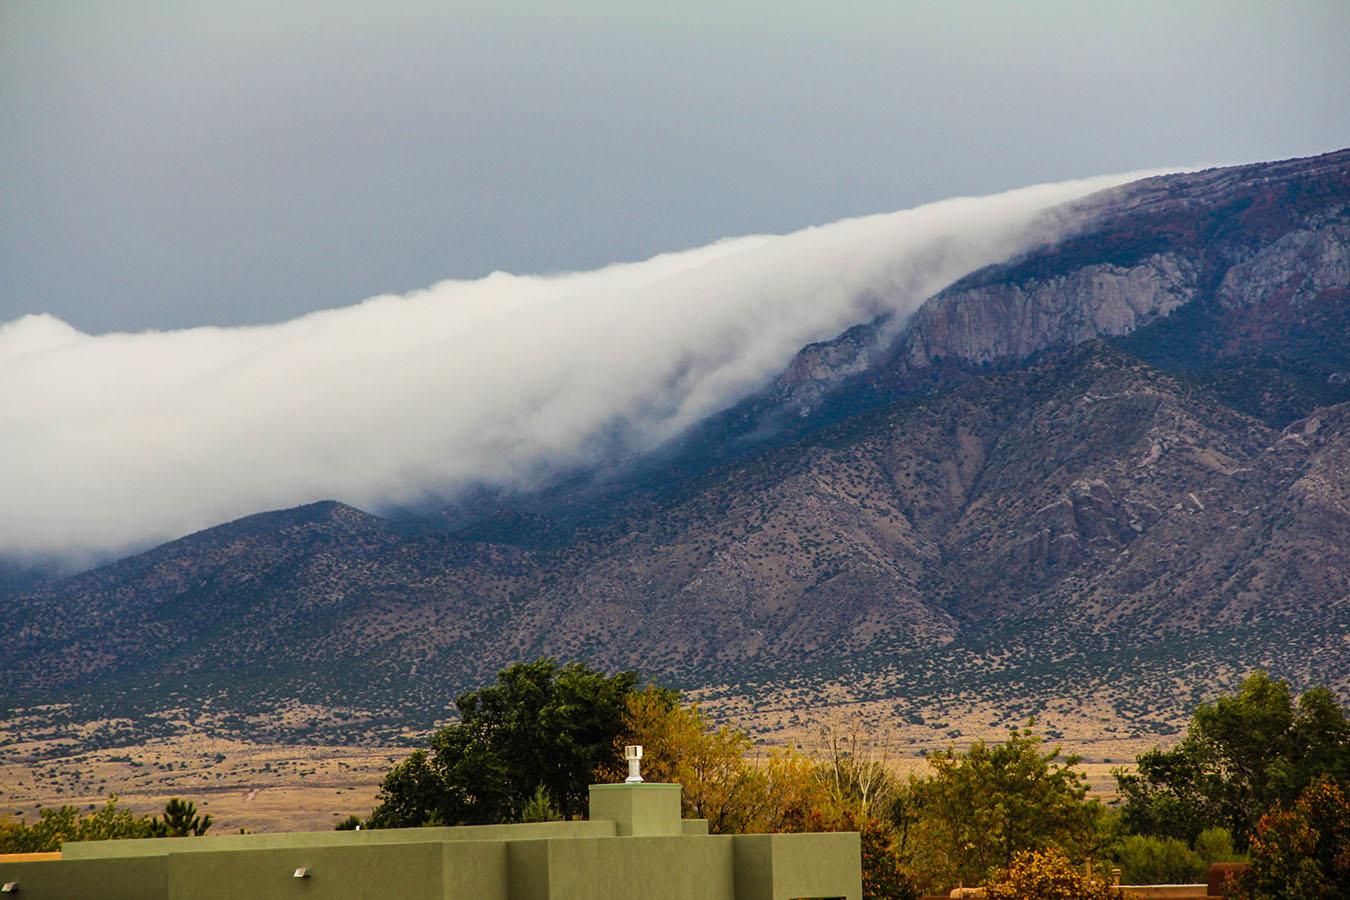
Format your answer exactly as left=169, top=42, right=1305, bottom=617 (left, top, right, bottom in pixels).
left=4, top=806, right=83, bottom=852
left=148, top=798, right=212, bottom=837
left=78, top=797, right=156, bottom=841
left=857, top=816, right=921, bottom=900
left=368, top=659, right=639, bottom=827
left=334, top=814, right=363, bottom=831
left=908, top=725, right=1103, bottom=888
left=367, top=751, right=444, bottom=828
left=1117, top=739, right=1221, bottom=843
left=0, top=808, right=65, bottom=853
left=1117, top=672, right=1350, bottom=848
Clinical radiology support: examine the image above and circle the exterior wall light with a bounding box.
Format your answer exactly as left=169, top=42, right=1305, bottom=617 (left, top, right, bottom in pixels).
left=293, top=868, right=311, bottom=879
left=624, top=744, right=644, bottom=783
left=1, top=883, right=18, bottom=893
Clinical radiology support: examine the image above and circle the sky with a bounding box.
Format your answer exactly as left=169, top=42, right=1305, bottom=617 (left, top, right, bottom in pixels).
left=3, top=1, right=1348, bottom=333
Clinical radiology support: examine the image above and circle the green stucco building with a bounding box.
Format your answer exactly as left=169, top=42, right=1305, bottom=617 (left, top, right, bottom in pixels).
left=0, top=782, right=861, bottom=899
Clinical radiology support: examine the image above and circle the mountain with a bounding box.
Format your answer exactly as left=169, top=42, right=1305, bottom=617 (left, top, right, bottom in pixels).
left=3, top=150, right=1347, bottom=753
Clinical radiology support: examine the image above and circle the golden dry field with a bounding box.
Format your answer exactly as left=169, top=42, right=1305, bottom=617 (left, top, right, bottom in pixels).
left=692, top=678, right=1178, bottom=767
left=0, top=728, right=403, bottom=834
left=1, top=695, right=1150, bottom=832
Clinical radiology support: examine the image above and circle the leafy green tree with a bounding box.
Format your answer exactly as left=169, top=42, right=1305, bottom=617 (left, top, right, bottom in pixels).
left=79, top=797, right=156, bottom=841
left=367, top=751, right=444, bottom=828
left=908, top=725, right=1103, bottom=888
left=1117, top=739, right=1221, bottom=843
left=334, top=814, right=363, bottom=830
left=0, top=807, right=73, bottom=853
left=1229, top=777, right=1350, bottom=899
left=1117, top=672, right=1350, bottom=848
left=368, top=659, right=639, bottom=827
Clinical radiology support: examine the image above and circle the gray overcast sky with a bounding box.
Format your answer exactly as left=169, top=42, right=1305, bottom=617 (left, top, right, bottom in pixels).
left=3, top=1, right=1348, bottom=334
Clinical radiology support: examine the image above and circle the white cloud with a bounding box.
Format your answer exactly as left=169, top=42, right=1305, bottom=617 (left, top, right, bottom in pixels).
left=0, top=171, right=1166, bottom=561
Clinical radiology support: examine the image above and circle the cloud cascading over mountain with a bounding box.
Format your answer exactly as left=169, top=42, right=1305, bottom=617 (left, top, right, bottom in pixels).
left=0, top=171, right=1168, bottom=561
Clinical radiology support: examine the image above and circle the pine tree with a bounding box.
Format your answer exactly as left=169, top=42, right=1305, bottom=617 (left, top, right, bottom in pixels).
left=148, top=798, right=212, bottom=837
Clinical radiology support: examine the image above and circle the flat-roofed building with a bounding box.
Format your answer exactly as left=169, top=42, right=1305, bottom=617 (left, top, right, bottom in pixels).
left=0, top=782, right=861, bottom=900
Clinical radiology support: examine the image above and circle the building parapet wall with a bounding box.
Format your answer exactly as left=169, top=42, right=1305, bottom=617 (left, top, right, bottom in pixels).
left=735, top=832, right=863, bottom=900
left=60, top=817, right=618, bottom=859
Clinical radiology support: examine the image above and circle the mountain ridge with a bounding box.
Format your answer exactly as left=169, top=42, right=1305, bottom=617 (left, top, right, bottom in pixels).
left=3, top=149, right=1348, bottom=753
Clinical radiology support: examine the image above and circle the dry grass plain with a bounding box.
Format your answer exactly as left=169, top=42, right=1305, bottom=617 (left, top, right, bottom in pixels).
left=0, top=732, right=404, bottom=834
left=1, top=692, right=1155, bottom=832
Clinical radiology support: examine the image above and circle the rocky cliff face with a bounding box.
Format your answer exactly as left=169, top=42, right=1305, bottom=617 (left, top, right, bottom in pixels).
left=763, top=149, right=1350, bottom=418
left=1216, top=222, right=1350, bottom=310
left=901, top=252, right=1199, bottom=367
left=2, top=150, right=1347, bottom=751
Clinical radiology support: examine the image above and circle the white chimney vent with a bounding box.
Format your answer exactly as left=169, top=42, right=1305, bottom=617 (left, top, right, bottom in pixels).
left=624, top=744, right=644, bottom=783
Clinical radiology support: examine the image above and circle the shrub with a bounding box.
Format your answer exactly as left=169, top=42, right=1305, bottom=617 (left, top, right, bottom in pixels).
left=0, top=796, right=212, bottom=851
left=518, top=785, right=562, bottom=823
left=1113, top=834, right=1205, bottom=884
left=1194, top=826, right=1240, bottom=865
left=985, top=848, right=1115, bottom=900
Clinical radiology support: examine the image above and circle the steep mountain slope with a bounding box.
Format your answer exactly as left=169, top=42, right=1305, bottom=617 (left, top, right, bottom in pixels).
left=4, top=348, right=1345, bottom=746
left=2, top=150, right=1347, bottom=752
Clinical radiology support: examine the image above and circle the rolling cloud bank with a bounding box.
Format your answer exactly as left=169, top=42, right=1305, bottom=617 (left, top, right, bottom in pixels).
left=0, top=171, right=1165, bottom=562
